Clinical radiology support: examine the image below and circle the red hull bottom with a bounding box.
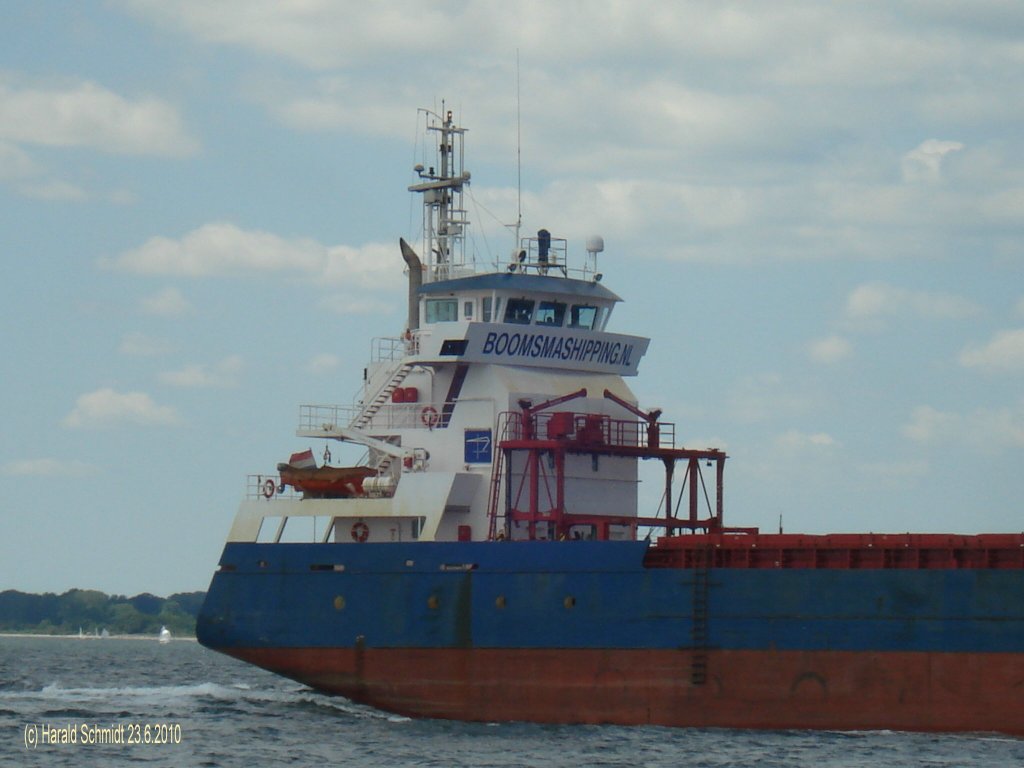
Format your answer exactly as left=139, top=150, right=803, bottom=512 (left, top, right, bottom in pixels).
left=224, top=647, right=1024, bottom=734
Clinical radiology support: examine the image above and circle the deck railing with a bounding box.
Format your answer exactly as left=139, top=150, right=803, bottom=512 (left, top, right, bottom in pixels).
left=245, top=473, right=301, bottom=501
left=501, top=410, right=677, bottom=450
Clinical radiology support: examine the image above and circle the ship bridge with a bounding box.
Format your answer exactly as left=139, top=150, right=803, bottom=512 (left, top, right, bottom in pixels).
left=420, top=269, right=620, bottom=331
left=410, top=266, right=648, bottom=377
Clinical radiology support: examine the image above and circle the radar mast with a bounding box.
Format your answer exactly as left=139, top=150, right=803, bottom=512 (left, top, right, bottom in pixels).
left=408, top=106, right=471, bottom=283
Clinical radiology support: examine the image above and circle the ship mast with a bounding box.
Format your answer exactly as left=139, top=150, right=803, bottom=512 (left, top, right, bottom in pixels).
left=409, top=105, right=470, bottom=283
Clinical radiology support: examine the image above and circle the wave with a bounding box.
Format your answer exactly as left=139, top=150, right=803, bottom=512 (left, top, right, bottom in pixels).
left=0, top=680, right=409, bottom=722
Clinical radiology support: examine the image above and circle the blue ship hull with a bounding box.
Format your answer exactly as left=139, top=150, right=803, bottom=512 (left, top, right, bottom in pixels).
left=197, top=540, right=1024, bottom=732
left=198, top=540, right=1024, bottom=653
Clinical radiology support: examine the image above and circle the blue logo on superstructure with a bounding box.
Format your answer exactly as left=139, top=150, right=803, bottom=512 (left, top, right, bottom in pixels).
left=464, top=429, right=493, bottom=464
left=480, top=330, right=633, bottom=367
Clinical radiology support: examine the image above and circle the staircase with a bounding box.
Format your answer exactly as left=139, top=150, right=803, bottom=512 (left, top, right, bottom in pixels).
left=351, top=363, right=414, bottom=430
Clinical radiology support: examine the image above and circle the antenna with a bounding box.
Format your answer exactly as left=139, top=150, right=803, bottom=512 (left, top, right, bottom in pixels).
left=515, top=49, right=522, bottom=247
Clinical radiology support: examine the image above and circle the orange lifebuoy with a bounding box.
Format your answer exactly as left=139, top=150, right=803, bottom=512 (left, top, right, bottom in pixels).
left=351, top=521, right=369, bottom=543
left=421, top=406, right=440, bottom=429
left=262, top=479, right=276, bottom=499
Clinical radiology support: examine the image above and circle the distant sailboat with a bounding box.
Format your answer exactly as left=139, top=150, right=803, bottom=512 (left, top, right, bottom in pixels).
left=158, top=626, right=172, bottom=644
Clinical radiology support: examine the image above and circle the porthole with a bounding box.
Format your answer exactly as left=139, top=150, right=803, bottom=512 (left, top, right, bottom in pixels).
left=564, top=596, right=576, bottom=609
left=333, top=595, right=346, bottom=611
left=495, top=595, right=507, bottom=609
left=427, top=594, right=440, bottom=610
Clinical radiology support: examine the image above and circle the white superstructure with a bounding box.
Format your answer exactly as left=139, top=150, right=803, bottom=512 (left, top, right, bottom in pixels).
left=227, top=108, right=722, bottom=549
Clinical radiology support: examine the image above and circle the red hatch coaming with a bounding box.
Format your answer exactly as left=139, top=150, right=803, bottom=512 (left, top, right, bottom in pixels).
left=644, top=532, right=1024, bottom=570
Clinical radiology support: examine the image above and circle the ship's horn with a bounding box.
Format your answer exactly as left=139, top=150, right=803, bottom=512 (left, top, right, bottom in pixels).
left=400, top=238, right=422, bottom=331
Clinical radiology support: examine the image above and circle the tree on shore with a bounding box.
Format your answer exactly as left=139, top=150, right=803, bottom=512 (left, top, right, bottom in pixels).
left=0, top=589, right=204, bottom=636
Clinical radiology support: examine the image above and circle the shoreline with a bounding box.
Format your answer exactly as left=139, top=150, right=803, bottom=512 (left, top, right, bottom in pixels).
left=0, top=631, right=197, bottom=642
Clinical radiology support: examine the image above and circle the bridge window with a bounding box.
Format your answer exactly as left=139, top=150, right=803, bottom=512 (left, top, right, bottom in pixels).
left=535, top=301, right=566, bottom=326
left=504, top=298, right=535, bottom=325
left=485, top=297, right=503, bottom=323
left=425, top=298, right=458, bottom=323
left=569, top=304, right=598, bottom=329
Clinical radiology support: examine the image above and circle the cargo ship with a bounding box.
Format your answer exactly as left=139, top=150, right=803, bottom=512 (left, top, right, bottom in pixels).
left=197, top=107, right=1024, bottom=734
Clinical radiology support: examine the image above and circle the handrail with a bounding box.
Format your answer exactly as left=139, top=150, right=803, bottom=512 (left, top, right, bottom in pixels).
left=245, top=473, right=301, bottom=501
left=500, top=410, right=677, bottom=450
left=301, top=397, right=496, bottom=434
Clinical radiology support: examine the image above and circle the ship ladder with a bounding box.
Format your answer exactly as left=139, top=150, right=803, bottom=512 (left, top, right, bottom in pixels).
left=486, top=414, right=511, bottom=540
left=690, top=545, right=712, bottom=686
left=351, top=363, right=414, bottom=429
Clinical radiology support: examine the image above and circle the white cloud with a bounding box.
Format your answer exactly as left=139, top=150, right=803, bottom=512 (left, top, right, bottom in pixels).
left=844, top=282, right=980, bottom=327
left=19, top=180, right=87, bottom=201
left=159, top=356, right=243, bottom=388
left=120, top=2, right=767, bottom=71
left=775, top=430, right=838, bottom=451
left=307, top=354, right=340, bottom=375
left=959, top=329, right=1024, bottom=371
left=808, top=335, right=852, bottom=364
left=857, top=459, right=930, bottom=485
left=106, top=3, right=1024, bottom=271
left=320, top=243, right=401, bottom=289
left=109, top=222, right=321, bottom=276
left=0, top=140, right=38, bottom=180
left=845, top=283, right=891, bottom=320
left=901, top=139, right=965, bottom=183
left=118, top=3, right=982, bottom=96
left=769, top=23, right=953, bottom=88
left=1, top=458, right=95, bottom=477
left=902, top=405, right=958, bottom=443
left=0, top=139, right=88, bottom=201
left=119, top=332, right=172, bottom=357
left=105, top=222, right=398, bottom=290
left=862, top=459, right=930, bottom=478
left=548, top=178, right=754, bottom=241
left=0, top=77, right=197, bottom=156
left=317, top=293, right=397, bottom=317
left=109, top=188, right=137, bottom=206
left=727, top=373, right=816, bottom=424
left=140, top=286, right=192, bottom=316
left=903, top=403, right=1024, bottom=451
left=64, top=388, right=178, bottom=428
left=265, top=77, right=416, bottom=138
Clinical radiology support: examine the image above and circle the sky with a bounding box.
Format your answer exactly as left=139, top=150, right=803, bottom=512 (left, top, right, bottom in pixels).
left=2, top=1, right=1023, bottom=597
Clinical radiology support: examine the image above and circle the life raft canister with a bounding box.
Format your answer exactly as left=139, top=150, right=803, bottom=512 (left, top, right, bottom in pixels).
left=421, top=406, right=440, bottom=429
left=351, top=521, right=370, bottom=543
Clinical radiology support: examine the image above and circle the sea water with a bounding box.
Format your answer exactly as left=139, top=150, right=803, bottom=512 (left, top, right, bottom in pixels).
left=1, top=635, right=1021, bottom=767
